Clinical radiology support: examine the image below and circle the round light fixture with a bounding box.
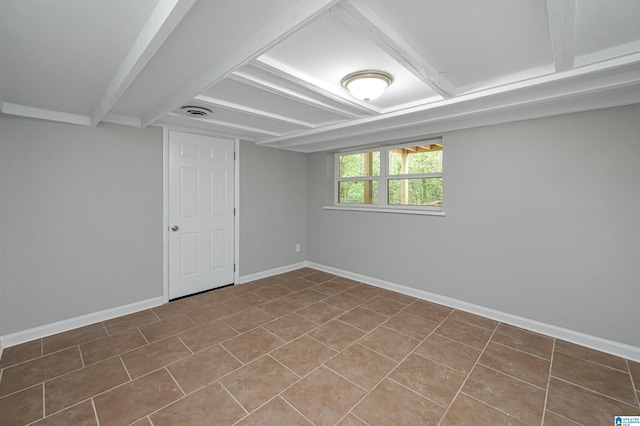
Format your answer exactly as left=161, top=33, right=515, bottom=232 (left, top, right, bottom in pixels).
left=342, top=70, right=393, bottom=103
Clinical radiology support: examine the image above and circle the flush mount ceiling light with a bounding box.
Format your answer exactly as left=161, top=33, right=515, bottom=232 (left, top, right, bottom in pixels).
left=342, top=70, right=393, bottom=103
left=180, top=105, right=212, bottom=117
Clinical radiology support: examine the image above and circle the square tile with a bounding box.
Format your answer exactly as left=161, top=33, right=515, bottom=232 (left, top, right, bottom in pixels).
left=343, top=284, right=385, bottom=301
left=402, top=300, right=453, bottom=323
left=479, top=342, right=550, bottom=388
left=303, top=271, right=336, bottom=284
left=271, top=335, right=338, bottom=376
left=359, top=326, right=419, bottom=362
left=307, top=320, right=365, bottom=351
left=283, top=366, right=366, bottom=426
left=352, top=378, right=445, bottom=426
left=414, top=334, right=481, bottom=374
left=313, top=281, right=351, bottom=296
left=287, top=289, right=329, bottom=305
left=296, top=302, right=345, bottom=325
left=252, top=284, right=295, bottom=300
left=383, top=310, right=438, bottom=340
left=79, top=328, right=147, bottom=365
left=221, top=327, right=285, bottom=364
left=235, top=397, right=312, bottom=426
left=491, top=324, right=554, bottom=359
left=220, top=355, right=298, bottom=412
left=177, top=320, right=238, bottom=352
left=0, top=384, right=43, bottom=426
left=279, top=278, right=316, bottom=292
left=462, top=364, right=545, bottom=425
left=323, top=292, right=367, bottom=311
left=337, top=306, right=387, bottom=332
left=435, top=318, right=493, bottom=350
left=390, top=353, right=466, bottom=406
left=93, top=369, right=183, bottom=426
left=360, top=296, right=407, bottom=317
left=149, top=382, right=246, bottom=425
left=262, top=313, right=318, bottom=341
left=167, top=344, right=241, bottom=394
left=121, top=336, right=191, bottom=379
left=326, top=344, right=396, bottom=390
left=45, top=357, right=129, bottom=415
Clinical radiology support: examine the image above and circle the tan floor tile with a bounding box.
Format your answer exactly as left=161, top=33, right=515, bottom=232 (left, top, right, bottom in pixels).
left=343, top=284, right=385, bottom=301
left=551, top=351, right=637, bottom=405
left=0, top=347, right=82, bottom=397
left=138, top=313, right=196, bottom=343
left=220, top=355, right=298, bottom=412
left=449, top=310, right=499, bottom=331
left=0, top=384, right=43, bottom=426
left=223, top=293, right=268, bottom=311
left=441, top=393, right=528, bottom=425
left=252, top=284, right=295, bottom=300
left=328, top=276, right=360, bottom=287
left=379, top=290, right=417, bottom=305
left=167, top=344, right=241, bottom=394
left=93, top=369, right=183, bottom=426
left=278, top=268, right=316, bottom=281
left=43, top=323, right=107, bottom=355
left=462, top=364, right=545, bottom=425
left=337, top=413, right=368, bottom=425
left=287, top=288, right=329, bottom=305
left=491, top=324, right=554, bottom=359
left=271, top=335, right=338, bottom=376
left=383, top=310, right=438, bottom=340
left=543, top=410, right=582, bottom=425
left=303, top=271, right=336, bottom=284
left=79, top=328, right=147, bottom=365
left=121, top=336, right=191, bottom=379
left=103, top=310, right=159, bottom=335
left=0, top=339, right=41, bottom=369
left=279, top=277, right=316, bottom=292
left=235, top=396, right=312, bottom=426
left=352, top=378, right=445, bottom=426
left=33, top=400, right=97, bottom=426
left=479, top=342, right=550, bottom=388
left=313, top=281, right=351, bottom=296
left=261, top=313, right=318, bottom=341
left=189, top=288, right=235, bottom=306
left=391, top=353, right=466, bottom=406
left=296, top=302, right=345, bottom=324
left=151, top=298, right=199, bottom=320
left=630, top=360, right=640, bottom=389
left=307, top=320, right=366, bottom=351
left=177, top=320, right=238, bottom=352
left=359, top=326, right=419, bottom=362
left=435, top=318, right=493, bottom=350
left=555, top=339, right=628, bottom=371
left=323, top=292, right=367, bottom=311
left=258, top=297, right=304, bottom=317
left=414, top=334, right=481, bottom=374
left=547, top=377, right=640, bottom=426
left=221, top=327, right=285, bottom=364
left=129, top=417, right=152, bottom=426
left=183, top=302, right=235, bottom=325
left=402, top=299, right=453, bottom=323
left=337, top=306, right=388, bottom=332
left=251, top=274, right=289, bottom=286
left=222, top=307, right=276, bottom=333
left=283, top=366, right=366, bottom=426
left=150, top=381, right=246, bottom=425
left=326, top=344, right=396, bottom=390
left=360, top=296, right=407, bottom=317
left=45, top=357, right=129, bottom=415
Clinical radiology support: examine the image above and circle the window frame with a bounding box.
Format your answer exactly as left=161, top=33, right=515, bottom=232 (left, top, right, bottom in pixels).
left=332, top=139, right=444, bottom=215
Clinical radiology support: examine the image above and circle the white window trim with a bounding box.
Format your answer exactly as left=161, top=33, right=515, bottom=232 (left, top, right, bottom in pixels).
left=327, top=140, right=445, bottom=216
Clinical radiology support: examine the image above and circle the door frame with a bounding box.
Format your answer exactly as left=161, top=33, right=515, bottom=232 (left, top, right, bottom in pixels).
left=162, top=127, right=240, bottom=303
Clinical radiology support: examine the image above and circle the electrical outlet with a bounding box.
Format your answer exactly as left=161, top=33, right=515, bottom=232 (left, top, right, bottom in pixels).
left=295, top=243, right=301, bottom=252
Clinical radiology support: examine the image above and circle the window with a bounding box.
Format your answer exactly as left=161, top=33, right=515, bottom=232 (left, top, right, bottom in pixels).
left=335, top=140, right=443, bottom=214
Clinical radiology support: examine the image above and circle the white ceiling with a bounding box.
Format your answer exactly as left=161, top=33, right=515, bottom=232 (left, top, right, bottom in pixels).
left=1, top=0, right=640, bottom=152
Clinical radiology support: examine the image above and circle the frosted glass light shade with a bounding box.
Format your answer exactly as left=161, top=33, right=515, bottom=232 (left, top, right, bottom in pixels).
left=342, top=71, right=393, bottom=103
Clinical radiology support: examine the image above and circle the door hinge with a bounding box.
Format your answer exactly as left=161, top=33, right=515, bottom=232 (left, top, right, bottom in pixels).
left=233, top=151, right=236, bottom=160
left=233, top=207, right=236, bottom=216
left=233, top=263, right=236, bottom=272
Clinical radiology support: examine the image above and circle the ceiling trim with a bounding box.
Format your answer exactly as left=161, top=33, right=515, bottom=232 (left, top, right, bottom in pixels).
left=90, top=0, right=196, bottom=126
left=140, top=0, right=341, bottom=127
left=547, top=0, right=576, bottom=72
left=1, top=102, right=90, bottom=126
left=166, top=112, right=283, bottom=137
left=193, top=95, right=316, bottom=129
left=337, top=0, right=455, bottom=98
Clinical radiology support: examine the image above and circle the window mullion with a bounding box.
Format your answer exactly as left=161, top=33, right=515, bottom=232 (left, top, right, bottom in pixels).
left=380, top=148, right=388, bottom=206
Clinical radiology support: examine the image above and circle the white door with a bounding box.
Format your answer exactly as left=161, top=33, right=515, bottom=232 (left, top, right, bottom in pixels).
left=168, top=130, right=235, bottom=299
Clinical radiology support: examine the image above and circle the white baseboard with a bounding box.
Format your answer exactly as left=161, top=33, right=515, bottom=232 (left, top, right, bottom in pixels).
left=307, top=262, right=640, bottom=363
left=0, top=296, right=164, bottom=349
left=238, top=261, right=308, bottom=284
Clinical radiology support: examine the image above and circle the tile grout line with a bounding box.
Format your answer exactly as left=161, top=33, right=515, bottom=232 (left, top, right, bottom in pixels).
left=541, top=338, right=557, bottom=425
left=628, top=359, right=640, bottom=407
left=550, top=374, right=640, bottom=408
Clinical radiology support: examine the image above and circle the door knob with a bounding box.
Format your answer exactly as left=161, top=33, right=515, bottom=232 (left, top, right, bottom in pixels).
left=171, top=225, right=179, bottom=232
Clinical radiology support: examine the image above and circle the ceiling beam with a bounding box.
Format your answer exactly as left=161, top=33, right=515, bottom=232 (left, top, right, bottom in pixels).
left=547, top=0, right=576, bottom=72
left=1, top=102, right=90, bottom=125
left=90, top=0, right=196, bottom=126
left=141, top=0, right=340, bottom=128
left=337, top=0, right=456, bottom=99
left=166, top=113, right=283, bottom=137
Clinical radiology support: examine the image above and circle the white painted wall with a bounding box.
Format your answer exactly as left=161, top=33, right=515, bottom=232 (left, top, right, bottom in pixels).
left=307, top=104, right=640, bottom=348
left=0, top=116, right=163, bottom=335
left=239, top=141, right=307, bottom=276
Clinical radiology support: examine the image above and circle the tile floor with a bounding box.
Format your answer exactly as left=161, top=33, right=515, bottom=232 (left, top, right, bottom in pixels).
left=1, top=268, right=639, bottom=425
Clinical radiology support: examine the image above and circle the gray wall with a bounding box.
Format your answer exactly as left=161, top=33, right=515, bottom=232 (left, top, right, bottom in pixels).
left=307, top=104, right=640, bottom=348
left=0, top=116, right=163, bottom=335
left=239, top=141, right=307, bottom=276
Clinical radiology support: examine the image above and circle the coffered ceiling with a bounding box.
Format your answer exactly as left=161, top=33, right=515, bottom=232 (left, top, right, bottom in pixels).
left=1, top=0, right=640, bottom=152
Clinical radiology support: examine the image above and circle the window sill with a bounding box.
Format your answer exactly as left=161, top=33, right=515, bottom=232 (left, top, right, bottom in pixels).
left=323, top=205, right=446, bottom=216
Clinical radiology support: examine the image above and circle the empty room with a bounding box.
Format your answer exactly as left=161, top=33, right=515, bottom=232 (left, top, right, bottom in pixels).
left=1, top=1, right=639, bottom=425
